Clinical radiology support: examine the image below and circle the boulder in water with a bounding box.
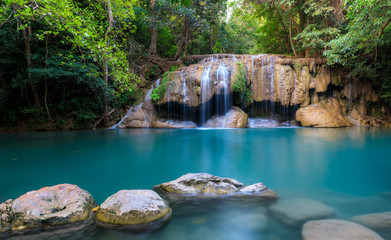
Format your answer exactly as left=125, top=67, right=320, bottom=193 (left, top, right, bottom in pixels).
left=0, top=184, right=95, bottom=233
left=154, top=173, right=277, bottom=199
left=152, top=120, right=197, bottom=128
left=96, top=190, right=171, bottom=231
left=204, top=107, right=248, bottom=128
left=247, top=118, right=280, bottom=128
left=270, top=198, right=335, bottom=226
left=302, top=219, right=384, bottom=240
left=351, top=212, right=391, bottom=238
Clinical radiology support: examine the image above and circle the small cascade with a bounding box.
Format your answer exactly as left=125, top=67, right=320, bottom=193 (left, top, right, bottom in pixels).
left=181, top=70, right=188, bottom=119
left=216, top=62, right=232, bottom=115
left=269, top=57, right=276, bottom=117
left=200, top=64, right=213, bottom=125
left=111, top=106, right=134, bottom=129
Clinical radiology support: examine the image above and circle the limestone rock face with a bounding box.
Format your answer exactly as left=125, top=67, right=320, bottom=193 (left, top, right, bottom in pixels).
left=302, top=219, right=384, bottom=240
left=96, top=190, right=171, bottom=229
left=296, top=98, right=352, bottom=127
left=351, top=212, right=391, bottom=237
left=151, top=120, right=197, bottom=128
left=155, top=173, right=277, bottom=199
left=204, top=107, right=248, bottom=128
left=0, top=184, right=95, bottom=233
left=270, top=198, right=335, bottom=226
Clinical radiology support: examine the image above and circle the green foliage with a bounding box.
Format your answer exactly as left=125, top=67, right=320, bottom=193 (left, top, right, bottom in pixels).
left=151, top=66, right=178, bottom=101
left=231, top=62, right=252, bottom=102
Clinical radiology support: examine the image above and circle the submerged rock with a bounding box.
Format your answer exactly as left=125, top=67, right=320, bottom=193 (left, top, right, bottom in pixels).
left=96, top=190, right=171, bottom=231
left=0, top=184, right=95, bottom=234
left=247, top=118, right=280, bottom=128
left=302, top=219, right=384, bottom=240
left=151, top=120, right=197, bottom=128
left=296, top=98, right=352, bottom=127
left=270, top=198, right=335, bottom=226
left=204, top=107, right=248, bottom=128
left=351, top=212, right=391, bottom=238
left=154, top=173, right=277, bottom=199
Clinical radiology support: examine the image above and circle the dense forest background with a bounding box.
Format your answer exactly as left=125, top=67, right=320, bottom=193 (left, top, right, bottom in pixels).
left=0, top=0, right=390, bottom=130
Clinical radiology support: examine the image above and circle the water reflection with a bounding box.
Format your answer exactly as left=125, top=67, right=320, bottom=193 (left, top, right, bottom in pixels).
left=1, top=128, right=391, bottom=240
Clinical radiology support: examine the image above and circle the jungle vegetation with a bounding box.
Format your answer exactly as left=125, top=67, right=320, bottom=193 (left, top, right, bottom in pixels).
left=0, top=0, right=390, bottom=130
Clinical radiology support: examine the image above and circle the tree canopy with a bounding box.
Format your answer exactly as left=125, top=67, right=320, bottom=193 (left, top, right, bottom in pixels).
left=1, top=0, right=390, bottom=129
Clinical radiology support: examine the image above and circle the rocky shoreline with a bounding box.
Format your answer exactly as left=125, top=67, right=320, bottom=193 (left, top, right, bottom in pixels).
left=1, top=173, right=389, bottom=239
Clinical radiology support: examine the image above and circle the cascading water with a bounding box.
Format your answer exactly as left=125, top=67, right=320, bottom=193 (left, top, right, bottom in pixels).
left=113, top=54, right=332, bottom=128
left=216, top=62, right=232, bottom=115
left=181, top=70, right=188, bottom=119
left=200, top=64, right=213, bottom=125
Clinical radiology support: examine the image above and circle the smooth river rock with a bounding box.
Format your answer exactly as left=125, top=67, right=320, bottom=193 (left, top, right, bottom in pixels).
left=302, top=219, right=384, bottom=240
left=270, top=198, right=335, bottom=226
left=351, top=212, right=391, bottom=238
left=154, top=173, right=277, bottom=199
left=0, top=184, right=95, bottom=234
left=96, top=190, right=171, bottom=231
left=204, top=107, right=248, bottom=128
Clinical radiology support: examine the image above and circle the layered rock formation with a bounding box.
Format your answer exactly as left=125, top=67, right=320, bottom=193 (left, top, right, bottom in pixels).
left=113, top=54, right=390, bottom=128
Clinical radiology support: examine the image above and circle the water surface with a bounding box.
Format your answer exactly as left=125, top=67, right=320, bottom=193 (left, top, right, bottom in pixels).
left=1, top=128, right=390, bottom=239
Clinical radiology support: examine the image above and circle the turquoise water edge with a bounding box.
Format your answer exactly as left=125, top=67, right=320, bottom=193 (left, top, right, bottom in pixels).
left=1, top=127, right=391, bottom=239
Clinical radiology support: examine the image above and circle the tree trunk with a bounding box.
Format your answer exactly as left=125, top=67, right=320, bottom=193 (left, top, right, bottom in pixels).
left=148, top=0, right=158, bottom=55
left=103, top=0, right=114, bottom=127
left=45, top=36, right=52, bottom=120
left=289, top=19, right=297, bottom=57
left=175, top=22, right=187, bottom=59
left=22, top=26, right=41, bottom=109
left=209, top=25, right=215, bottom=54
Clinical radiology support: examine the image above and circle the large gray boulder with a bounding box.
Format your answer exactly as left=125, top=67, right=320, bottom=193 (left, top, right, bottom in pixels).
left=351, top=212, right=391, bottom=238
left=302, top=219, right=384, bottom=240
left=0, top=184, right=95, bottom=233
left=96, top=190, right=171, bottom=231
left=270, top=198, right=335, bottom=226
left=154, top=173, right=277, bottom=199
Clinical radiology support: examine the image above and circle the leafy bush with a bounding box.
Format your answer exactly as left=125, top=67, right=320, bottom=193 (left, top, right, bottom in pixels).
left=151, top=66, right=178, bottom=101
left=231, top=62, right=252, bottom=103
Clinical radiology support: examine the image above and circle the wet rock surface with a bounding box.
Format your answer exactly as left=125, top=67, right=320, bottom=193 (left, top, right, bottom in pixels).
left=351, top=212, right=391, bottom=238
left=96, top=190, right=171, bottom=231
left=302, top=219, right=384, bottom=240
left=0, top=184, right=95, bottom=234
left=270, top=198, right=335, bottom=226
left=247, top=118, right=281, bottom=127
left=151, top=120, right=197, bottom=128
left=204, top=107, right=248, bottom=128
left=154, top=173, right=277, bottom=199
left=296, top=98, right=353, bottom=127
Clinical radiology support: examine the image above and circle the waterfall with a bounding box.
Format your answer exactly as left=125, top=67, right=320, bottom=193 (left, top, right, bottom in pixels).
left=269, top=56, right=276, bottom=117
left=216, top=62, right=231, bottom=115
left=111, top=106, right=134, bottom=129
left=181, top=70, right=187, bottom=119
left=200, top=64, right=213, bottom=125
